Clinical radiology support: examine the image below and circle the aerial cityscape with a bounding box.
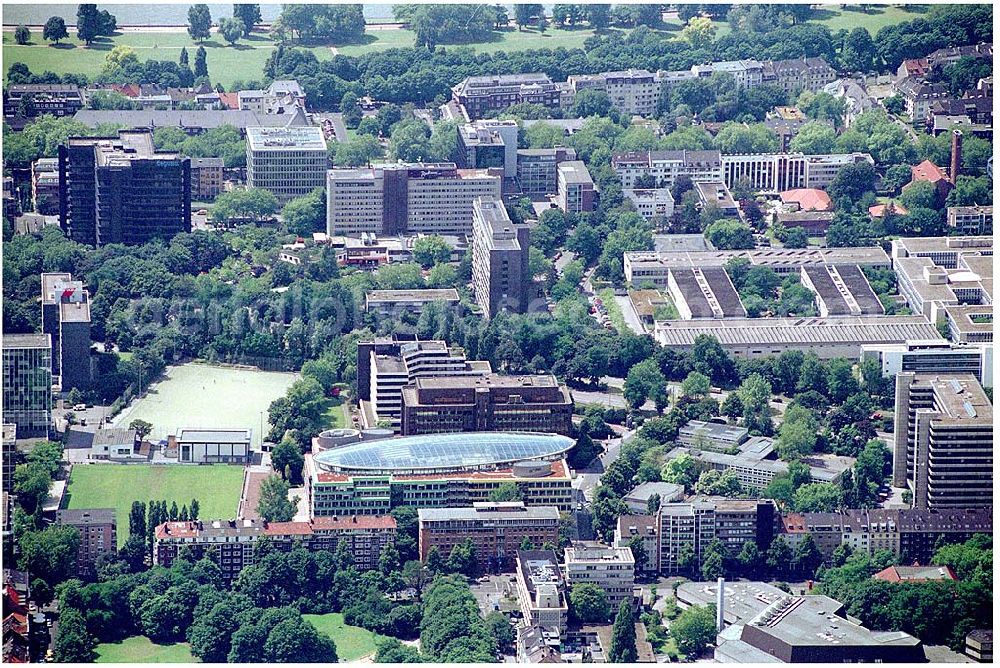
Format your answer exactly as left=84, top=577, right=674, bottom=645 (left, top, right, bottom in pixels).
left=0, top=2, right=994, bottom=664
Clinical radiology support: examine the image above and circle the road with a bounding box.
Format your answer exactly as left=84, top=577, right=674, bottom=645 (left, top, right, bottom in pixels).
left=614, top=294, right=646, bottom=335
left=554, top=250, right=577, bottom=273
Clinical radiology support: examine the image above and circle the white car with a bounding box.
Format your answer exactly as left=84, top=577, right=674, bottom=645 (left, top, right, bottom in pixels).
left=73, top=403, right=87, bottom=411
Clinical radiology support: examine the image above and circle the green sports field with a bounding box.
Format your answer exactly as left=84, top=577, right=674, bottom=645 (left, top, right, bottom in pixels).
left=95, top=636, right=196, bottom=663
left=302, top=612, right=387, bottom=662
left=65, top=464, right=244, bottom=546
left=111, top=362, right=297, bottom=447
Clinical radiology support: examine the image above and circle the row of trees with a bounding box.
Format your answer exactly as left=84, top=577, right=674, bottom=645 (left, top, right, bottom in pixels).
left=818, top=536, right=992, bottom=651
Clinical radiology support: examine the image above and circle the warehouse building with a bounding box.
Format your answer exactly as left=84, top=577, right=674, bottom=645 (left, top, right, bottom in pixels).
left=653, top=316, right=941, bottom=359
left=625, top=246, right=890, bottom=287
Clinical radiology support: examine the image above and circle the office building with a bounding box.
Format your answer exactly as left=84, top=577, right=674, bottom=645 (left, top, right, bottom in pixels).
left=665, top=442, right=850, bottom=491
left=892, top=373, right=992, bottom=509
left=364, top=289, right=460, bottom=317
left=4, top=84, right=83, bottom=119
left=245, top=126, right=327, bottom=203
left=567, top=69, right=661, bottom=116
left=172, top=428, right=252, bottom=464
left=891, top=236, right=992, bottom=338
left=623, top=188, right=674, bottom=221
left=2, top=334, right=52, bottom=437
left=58, top=131, right=190, bottom=246
left=515, top=550, right=569, bottom=632
left=653, top=500, right=774, bottom=574
left=677, top=420, right=748, bottom=451
left=327, top=163, right=501, bottom=236
left=2, top=425, right=17, bottom=494
left=399, top=373, right=574, bottom=436
left=556, top=161, right=595, bottom=213
left=860, top=340, right=993, bottom=388
left=516, top=147, right=578, bottom=197
left=472, top=197, right=532, bottom=318
left=31, top=158, right=60, bottom=215
left=452, top=74, right=562, bottom=120
left=40, top=273, right=91, bottom=392
left=188, top=157, right=224, bottom=200
left=357, top=338, right=491, bottom=430
left=720, top=152, right=874, bottom=193
left=418, top=502, right=561, bottom=572
left=612, top=150, right=723, bottom=189
left=154, top=515, right=396, bottom=584
left=947, top=205, right=992, bottom=235
left=457, top=119, right=518, bottom=177
left=715, top=593, right=923, bottom=663
left=564, top=545, right=635, bottom=610
left=55, top=509, right=116, bottom=578
left=306, top=432, right=575, bottom=516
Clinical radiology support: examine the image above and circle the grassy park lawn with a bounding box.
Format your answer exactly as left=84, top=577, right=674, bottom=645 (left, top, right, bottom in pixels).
left=2, top=31, right=332, bottom=88
left=322, top=396, right=350, bottom=429
left=95, top=636, right=196, bottom=663
left=807, top=4, right=927, bottom=34
left=111, top=362, right=297, bottom=447
left=66, top=464, right=244, bottom=546
left=302, top=613, right=385, bottom=661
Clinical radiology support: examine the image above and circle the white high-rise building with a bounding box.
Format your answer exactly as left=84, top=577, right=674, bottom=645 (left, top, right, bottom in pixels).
left=245, top=126, right=327, bottom=204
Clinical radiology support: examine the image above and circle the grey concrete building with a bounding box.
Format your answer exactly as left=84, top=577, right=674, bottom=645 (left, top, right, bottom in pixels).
left=40, top=273, right=91, bottom=392
left=893, top=373, right=992, bottom=509
left=471, top=197, right=532, bottom=318
left=246, top=126, right=327, bottom=204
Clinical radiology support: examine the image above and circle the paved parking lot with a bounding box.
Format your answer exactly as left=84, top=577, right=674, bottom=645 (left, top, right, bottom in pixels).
left=470, top=574, right=517, bottom=617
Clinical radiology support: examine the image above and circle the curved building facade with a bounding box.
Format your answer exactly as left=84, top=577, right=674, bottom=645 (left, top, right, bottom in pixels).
left=306, top=432, right=575, bottom=516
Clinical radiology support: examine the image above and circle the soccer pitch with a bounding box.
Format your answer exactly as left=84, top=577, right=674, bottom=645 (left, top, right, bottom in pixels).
left=65, top=464, right=244, bottom=546
left=112, top=362, right=298, bottom=447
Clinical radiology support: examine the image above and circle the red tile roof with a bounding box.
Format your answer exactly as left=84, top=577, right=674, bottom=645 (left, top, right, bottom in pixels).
left=154, top=521, right=199, bottom=540
left=910, top=160, right=949, bottom=184
left=219, top=92, right=239, bottom=110
left=780, top=188, right=833, bottom=212
left=873, top=565, right=957, bottom=583
left=264, top=521, right=312, bottom=536
left=781, top=512, right=807, bottom=533
left=868, top=203, right=908, bottom=218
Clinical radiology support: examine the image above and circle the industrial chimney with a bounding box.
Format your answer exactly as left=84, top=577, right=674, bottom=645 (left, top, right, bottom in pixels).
left=951, top=129, right=963, bottom=183
left=716, top=577, right=725, bottom=632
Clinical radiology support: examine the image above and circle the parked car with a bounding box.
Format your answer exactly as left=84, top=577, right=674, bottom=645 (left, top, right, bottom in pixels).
left=73, top=403, right=87, bottom=411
